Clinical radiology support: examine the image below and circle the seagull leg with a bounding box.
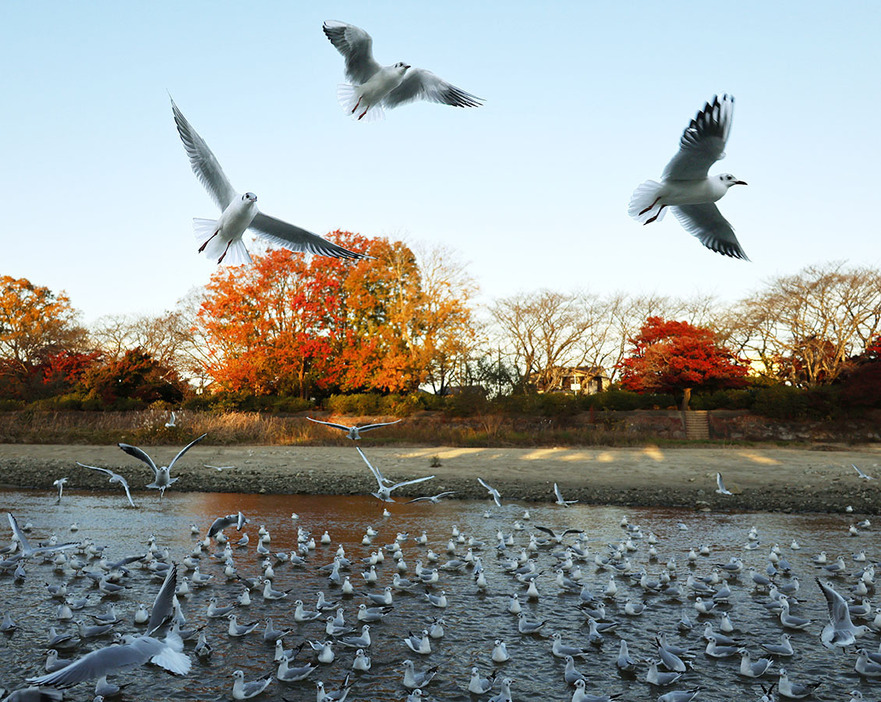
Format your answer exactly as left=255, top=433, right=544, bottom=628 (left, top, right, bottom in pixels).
left=217, top=240, right=233, bottom=265
left=351, top=97, right=362, bottom=114
left=644, top=206, right=666, bottom=225
left=198, top=229, right=221, bottom=253
left=638, top=197, right=662, bottom=216
left=357, top=107, right=369, bottom=120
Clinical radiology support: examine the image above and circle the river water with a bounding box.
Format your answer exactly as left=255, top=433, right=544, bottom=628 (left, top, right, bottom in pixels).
left=0, top=489, right=876, bottom=701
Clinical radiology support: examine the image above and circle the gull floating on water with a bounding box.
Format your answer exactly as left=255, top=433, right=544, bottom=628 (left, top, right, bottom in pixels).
left=171, top=98, right=366, bottom=265
left=322, top=20, right=483, bottom=121
left=629, top=94, right=748, bottom=260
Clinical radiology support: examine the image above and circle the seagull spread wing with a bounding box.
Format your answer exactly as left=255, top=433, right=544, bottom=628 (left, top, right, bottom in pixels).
left=77, top=462, right=113, bottom=477
left=663, top=94, right=734, bottom=180
left=171, top=98, right=237, bottom=211
left=249, top=213, right=368, bottom=260
left=167, top=433, right=208, bottom=472
left=384, top=68, right=483, bottom=108
left=27, top=641, right=157, bottom=687
left=6, top=513, right=32, bottom=554
left=307, top=417, right=353, bottom=432
left=356, top=447, right=387, bottom=490
left=322, top=20, right=381, bottom=84
left=671, top=204, right=749, bottom=260
left=389, top=475, right=435, bottom=491
left=146, top=563, right=178, bottom=635
left=357, top=419, right=403, bottom=432
left=118, top=443, right=160, bottom=478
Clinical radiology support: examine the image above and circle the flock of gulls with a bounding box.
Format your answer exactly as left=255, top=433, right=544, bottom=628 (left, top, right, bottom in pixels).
left=0, top=417, right=879, bottom=701
left=168, top=20, right=752, bottom=273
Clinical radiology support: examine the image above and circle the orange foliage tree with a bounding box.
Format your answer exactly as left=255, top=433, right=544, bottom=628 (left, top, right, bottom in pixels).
left=618, top=317, right=750, bottom=410
left=195, top=232, right=477, bottom=398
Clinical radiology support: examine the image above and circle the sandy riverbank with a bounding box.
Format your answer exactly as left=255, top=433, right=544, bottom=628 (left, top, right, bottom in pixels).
left=1, top=443, right=879, bottom=513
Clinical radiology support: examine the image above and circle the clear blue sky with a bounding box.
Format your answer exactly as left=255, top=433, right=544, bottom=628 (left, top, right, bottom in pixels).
left=2, top=1, right=879, bottom=323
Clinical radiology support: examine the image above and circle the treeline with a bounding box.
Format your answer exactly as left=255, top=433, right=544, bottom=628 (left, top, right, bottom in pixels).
left=1, top=231, right=880, bottom=419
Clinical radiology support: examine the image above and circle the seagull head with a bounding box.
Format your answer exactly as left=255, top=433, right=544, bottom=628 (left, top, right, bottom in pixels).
left=243, top=192, right=257, bottom=203
left=393, top=61, right=411, bottom=73
left=719, top=173, right=747, bottom=187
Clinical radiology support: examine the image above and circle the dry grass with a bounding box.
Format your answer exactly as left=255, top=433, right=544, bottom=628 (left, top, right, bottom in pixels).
left=0, top=408, right=719, bottom=447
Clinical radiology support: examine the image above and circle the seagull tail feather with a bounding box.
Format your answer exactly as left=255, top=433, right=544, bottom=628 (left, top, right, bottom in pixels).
left=337, top=84, right=384, bottom=122
left=628, top=180, right=666, bottom=223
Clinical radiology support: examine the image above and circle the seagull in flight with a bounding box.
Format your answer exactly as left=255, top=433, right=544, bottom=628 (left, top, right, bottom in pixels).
left=77, top=463, right=137, bottom=508
left=164, top=411, right=177, bottom=428
left=629, top=94, right=749, bottom=260
left=6, top=513, right=78, bottom=561
left=715, top=472, right=734, bottom=496
left=307, top=416, right=402, bottom=441
left=477, top=478, right=502, bottom=507
left=117, top=433, right=207, bottom=500
left=171, top=98, right=367, bottom=265
left=322, top=20, right=483, bottom=121
left=852, top=464, right=875, bottom=480
left=27, top=564, right=190, bottom=689
left=407, top=491, right=456, bottom=504
left=355, top=447, right=434, bottom=502
left=52, top=477, right=68, bottom=504
left=553, top=483, right=577, bottom=507
left=816, top=578, right=870, bottom=648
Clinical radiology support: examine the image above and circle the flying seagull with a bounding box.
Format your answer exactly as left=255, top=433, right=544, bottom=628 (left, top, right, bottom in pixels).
left=553, top=483, right=577, bottom=507
left=816, top=578, right=870, bottom=648
left=52, top=478, right=67, bottom=504
left=715, top=472, right=734, bottom=496
left=117, top=433, right=207, bottom=500
left=171, top=97, right=367, bottom=265
left=852, top=464, right=875, bottom=480
left=77, top=463, right=137, bottom=508
left=322, top=20, right=483, bottom=121
left=477, top=477, right=502, bottom=507
left=629, top=94, right=749, bottom=260
left=407, top=491, right=456, bottom=504
left=6, top=513, right=78, bottom=561
left=27, top=564, right=190, bottom=689
left=207, top=512, right=249, bottom=539
left=355, top=447, right=434, bottom=502
left=306, top=416, right=402, bottom=441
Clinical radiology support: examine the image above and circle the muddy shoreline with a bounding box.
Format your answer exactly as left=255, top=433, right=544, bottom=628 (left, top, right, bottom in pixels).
left=1, top=443, right=879, bottom=514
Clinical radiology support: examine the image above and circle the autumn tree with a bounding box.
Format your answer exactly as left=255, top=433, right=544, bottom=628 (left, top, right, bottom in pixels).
left=81, top=348, right=188, bottom=408
left=618, top=317, right=749, bottom=410
left=194, top=232, right=478, bottom=398
left=0, top=276, right=87, bottom=399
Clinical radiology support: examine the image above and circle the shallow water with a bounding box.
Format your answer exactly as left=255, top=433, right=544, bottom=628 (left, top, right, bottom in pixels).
left=0, top=488, right=877, bottom=701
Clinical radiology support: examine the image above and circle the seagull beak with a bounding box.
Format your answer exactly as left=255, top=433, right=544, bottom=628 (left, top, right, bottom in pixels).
left=403, top=64, right=411, bottom=70
left=734, top=180, right=748, bottom=186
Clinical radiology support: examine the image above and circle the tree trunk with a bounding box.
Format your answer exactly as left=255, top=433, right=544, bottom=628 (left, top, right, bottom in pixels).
left=680, top=387, right=692, bottom=411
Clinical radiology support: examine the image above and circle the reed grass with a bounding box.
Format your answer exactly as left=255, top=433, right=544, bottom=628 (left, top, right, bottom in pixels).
left=0, top=408, right=710, bottom=447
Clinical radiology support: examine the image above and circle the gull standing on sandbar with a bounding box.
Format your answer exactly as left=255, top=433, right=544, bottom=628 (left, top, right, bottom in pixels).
left=629, top=94, right=749, bottom=260
left=171, top=98, right=367, bottom=265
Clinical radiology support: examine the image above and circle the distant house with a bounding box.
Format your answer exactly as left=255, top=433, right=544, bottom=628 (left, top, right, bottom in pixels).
left=544, top=366, right=610, bottom=395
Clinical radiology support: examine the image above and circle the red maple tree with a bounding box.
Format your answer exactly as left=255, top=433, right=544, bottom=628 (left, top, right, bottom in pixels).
left=618, top=317, right=750, bottom=410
